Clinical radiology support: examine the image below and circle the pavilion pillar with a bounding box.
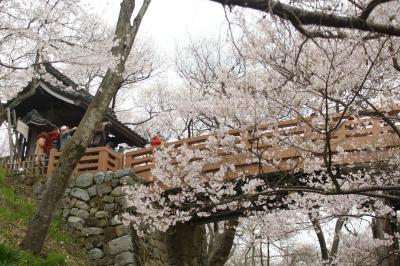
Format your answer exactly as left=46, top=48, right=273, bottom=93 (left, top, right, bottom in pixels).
left=6, top=108, right=14, bottom=165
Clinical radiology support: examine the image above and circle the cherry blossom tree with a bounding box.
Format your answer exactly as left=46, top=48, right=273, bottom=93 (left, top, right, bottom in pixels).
left=123, top=1, right=400, bottom=264
left=0, top=0, right=114, bottom=125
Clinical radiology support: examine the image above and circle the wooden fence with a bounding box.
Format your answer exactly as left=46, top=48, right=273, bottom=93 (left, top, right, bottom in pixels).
left=0, top=156, right=48, bottom=176
left=46, top=146, right=123, bottom=177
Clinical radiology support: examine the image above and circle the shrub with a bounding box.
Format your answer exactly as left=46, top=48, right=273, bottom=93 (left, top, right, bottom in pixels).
left=0, top=243, right=19, bottom=265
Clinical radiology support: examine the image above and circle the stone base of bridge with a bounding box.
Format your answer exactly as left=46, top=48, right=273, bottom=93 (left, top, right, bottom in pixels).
left=32, top=169, right=209, bottom=266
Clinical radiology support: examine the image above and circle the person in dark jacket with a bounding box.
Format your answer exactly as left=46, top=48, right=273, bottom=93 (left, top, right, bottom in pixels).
left=90, top=121, right=112, bottom=147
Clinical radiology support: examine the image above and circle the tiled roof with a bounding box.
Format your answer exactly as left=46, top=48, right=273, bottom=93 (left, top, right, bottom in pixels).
left=22, top=109, right=57, bottom=129
left=6, top=63, right=147, bottom=147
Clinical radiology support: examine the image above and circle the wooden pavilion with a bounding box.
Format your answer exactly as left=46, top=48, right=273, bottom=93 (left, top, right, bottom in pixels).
left=4, top=64, right=147, bottom=162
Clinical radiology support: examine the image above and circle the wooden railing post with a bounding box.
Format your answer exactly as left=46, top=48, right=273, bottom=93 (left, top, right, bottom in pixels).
left=334, top=119, right=347, bottom=144
left=123, top=152, right=132, bottom=169
left=98, top=148, right=108, bottom=172
left=303, top=122, right=315, bottom=149
left=371, top=117, right=381, bottom=137
left=46, top=149, right=56, bottom=177
left=117, top=152, right=124, bottom=170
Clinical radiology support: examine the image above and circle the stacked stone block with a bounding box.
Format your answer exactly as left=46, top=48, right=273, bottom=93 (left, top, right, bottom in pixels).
left=33, top=169, right=171, bottom=266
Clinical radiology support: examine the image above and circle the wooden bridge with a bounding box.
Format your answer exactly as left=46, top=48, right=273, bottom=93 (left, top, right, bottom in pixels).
left=43, top=109, right=400, bottom=182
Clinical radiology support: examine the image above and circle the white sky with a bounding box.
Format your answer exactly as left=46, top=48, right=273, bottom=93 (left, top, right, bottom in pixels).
left=88, top=0, right=228, bottom=54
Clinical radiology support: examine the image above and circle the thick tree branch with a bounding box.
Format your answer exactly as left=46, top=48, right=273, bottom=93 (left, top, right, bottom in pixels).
left=359, top=0, right=394, bottom=21
left=209, top=0, right=400, bottom=37
left=291, top=21, right=347, bottom=39
left=191, top=185, right=400, bottom=217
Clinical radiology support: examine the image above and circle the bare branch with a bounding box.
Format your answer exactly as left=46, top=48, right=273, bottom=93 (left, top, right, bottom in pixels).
left=0, top=60, right=28, bottom=70
left=389, top=41, right=400, bottom=72
left=124, top=114, right=158, bottom=126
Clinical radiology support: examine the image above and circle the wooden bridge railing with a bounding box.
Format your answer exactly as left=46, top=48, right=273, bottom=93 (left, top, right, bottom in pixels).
left=46, top=146, right=123, bottom=177
left=124, top=113, right=400, bottom=182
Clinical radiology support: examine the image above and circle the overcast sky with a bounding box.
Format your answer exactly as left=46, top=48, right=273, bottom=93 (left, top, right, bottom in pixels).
left=87, top=0, right=228, bottom=54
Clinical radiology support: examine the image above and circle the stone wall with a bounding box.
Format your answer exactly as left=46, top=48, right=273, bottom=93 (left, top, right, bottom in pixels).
left=33, top=169, right=171, bottom=266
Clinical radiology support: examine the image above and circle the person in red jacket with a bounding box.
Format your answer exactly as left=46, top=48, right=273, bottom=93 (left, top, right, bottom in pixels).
left=44, top=126, right=60, bottom=154
left=150, top=132, right=165, bottom=146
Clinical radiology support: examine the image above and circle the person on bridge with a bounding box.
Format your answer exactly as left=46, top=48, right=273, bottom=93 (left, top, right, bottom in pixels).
left=90, top=121, right=112, bottom=147
left=34, top=132, right=47, bottom=162
left=44, top=126, right=60, bottom=155
left=59, top=125, right=77, bottom=151
left=150, top=132, right=165, bottom=147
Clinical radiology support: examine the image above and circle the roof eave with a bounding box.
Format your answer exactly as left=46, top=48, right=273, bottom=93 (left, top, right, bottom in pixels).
left=104, top=113, right=147, bottom=147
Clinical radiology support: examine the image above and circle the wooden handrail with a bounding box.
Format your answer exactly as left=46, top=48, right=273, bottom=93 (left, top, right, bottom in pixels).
left=46, top=146, right=124, bottom=177
left=124, top=115, right=400, bottom=182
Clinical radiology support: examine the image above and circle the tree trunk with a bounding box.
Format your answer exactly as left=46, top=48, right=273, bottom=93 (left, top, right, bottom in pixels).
left=373, top=217, right=391, bottom=266
left=330, top=217, right=347, bottom=260
left=372, top=215, right=400, bottom=266
left=20, top=0, right=152, bottom=254
left=309, top=213, right=329, bottom=261
left=167, top=223, right=208, bottom=266
left=0, top=103, right=5, bottom=126
left=267, top=238, right=270, bottom=266
left=207, top=218, right=239, bottom=266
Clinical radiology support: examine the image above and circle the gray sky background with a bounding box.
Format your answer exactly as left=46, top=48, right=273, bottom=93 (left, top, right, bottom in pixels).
left=87, top=0, right=227, bottom=54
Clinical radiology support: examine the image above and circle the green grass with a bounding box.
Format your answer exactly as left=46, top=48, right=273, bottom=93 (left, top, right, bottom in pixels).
left=0, top=167, right=88, bottom=265
left=0, top=243, right=65, bottom=266
left=48, top=218, right=73, bottom=243
left=0, top=168, right=5, bottom=183
left=0, top=184, right=35, bottom=224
